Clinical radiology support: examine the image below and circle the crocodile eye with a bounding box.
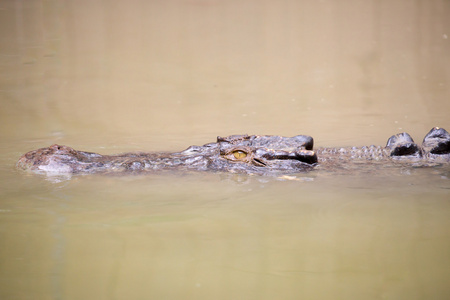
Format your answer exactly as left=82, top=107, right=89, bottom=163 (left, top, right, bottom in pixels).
left=232, top=150, right=247, bottom=159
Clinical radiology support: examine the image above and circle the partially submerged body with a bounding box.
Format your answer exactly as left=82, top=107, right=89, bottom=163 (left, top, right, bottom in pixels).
left=17, top=127, right=450, bottom=176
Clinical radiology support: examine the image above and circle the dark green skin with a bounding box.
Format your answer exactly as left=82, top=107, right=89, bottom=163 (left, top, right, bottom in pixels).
left=17, top=127, right=450, bottom=176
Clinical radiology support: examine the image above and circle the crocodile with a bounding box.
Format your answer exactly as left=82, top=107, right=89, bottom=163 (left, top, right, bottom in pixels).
left=17, top=127, right=450, bottom=176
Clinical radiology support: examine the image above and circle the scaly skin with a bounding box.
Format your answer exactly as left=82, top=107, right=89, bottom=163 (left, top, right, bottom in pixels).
left=17, top=127, right=450, bottom=176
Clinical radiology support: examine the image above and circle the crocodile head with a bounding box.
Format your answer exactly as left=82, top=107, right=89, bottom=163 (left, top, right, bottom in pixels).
left=18, top=134, right=318, bottom=175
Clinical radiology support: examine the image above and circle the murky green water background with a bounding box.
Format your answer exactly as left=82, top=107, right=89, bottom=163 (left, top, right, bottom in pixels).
left=1, top=0, right=450, bottom=299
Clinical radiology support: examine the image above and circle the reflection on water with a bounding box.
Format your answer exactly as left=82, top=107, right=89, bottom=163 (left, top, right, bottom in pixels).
left=1, top=0, right=450, bottom=299
left=1, top=0, right=449, bottom=142
left=2, top=171, right=450, bottom=299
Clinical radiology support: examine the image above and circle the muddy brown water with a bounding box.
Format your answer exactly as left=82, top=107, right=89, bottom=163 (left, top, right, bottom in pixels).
left=1, top=0, right=450, bottom=299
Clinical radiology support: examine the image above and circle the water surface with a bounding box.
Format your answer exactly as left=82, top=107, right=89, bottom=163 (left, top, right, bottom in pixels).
left=1, top=0, right=450, bottom=299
